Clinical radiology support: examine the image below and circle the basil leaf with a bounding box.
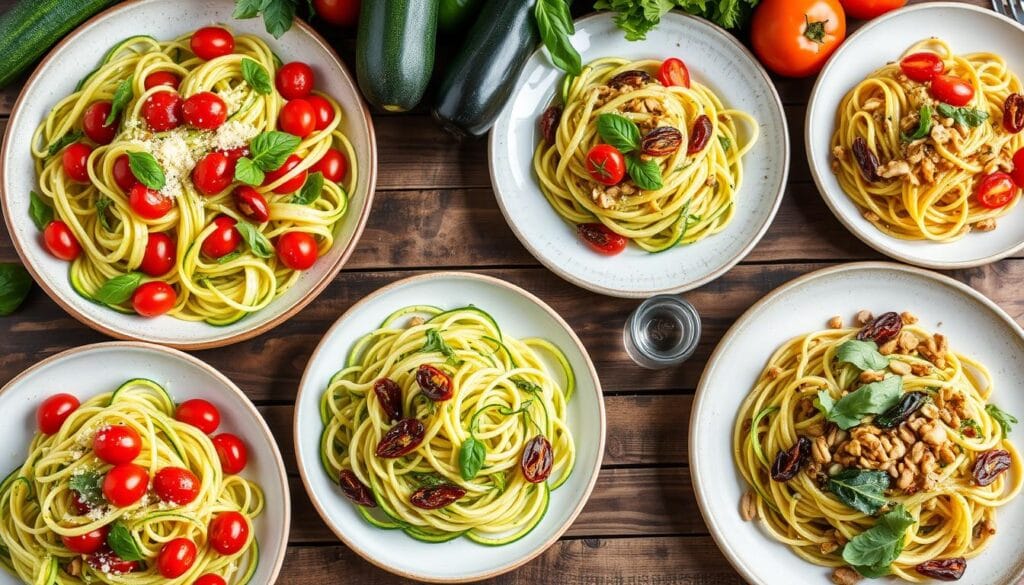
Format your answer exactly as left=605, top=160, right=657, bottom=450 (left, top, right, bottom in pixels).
left=986, top=404, right=1018, bottom=437
left=106, top=76, right=134, bottom=126
left=626, top=155, right=664, bottom=191
left=718, top=134, right=732, bottom=151
left=936, top=104, right=989, bottom=128
left=249, top=131, right=300, bottom=171
left=47, top=130, right=83, bottom=157
left=96, top=196, right=114, bottom=231
left=94, top=273, right=143, bottom=305
left=491, top=471, right=507, bottom=494
left=534, top=0, right=582, bottom=75
left=411, top=472, right=446, bottom=487
left=216, top=250, right=243, bottom=264
left=421, top=328, right=462, bottom=366
left=68, top=471, right=105, bottom=507
left=106, top=523, right=145, bottom=562
left=816, top=376, right=903, bottom=430
left=127, top=151, right=166, bottom=190
left=235, top=157, right=265, bottom=186
left=596, top=113, right=641, bottom=153
left=459, top=437, right=486, bottom=480
left=293, top=171, right=323, bottom=205
left=836, top=339, right=890, bottom=371
left=232, top=0, right=263, bottom=19
left=827, top=469, right=890, bottom=515
left=842, top=505, right=915, bottom=576
left=0, top=264, right=32, bottom=316
left=900, top=105, right=932, bottom=142
left=29, top=191, right=53, bottom=231
left=236, top=221, right=273, bottom=258
left=241, top=58, right=272, bottom=95
left=259, top=0, right=297, bottom=39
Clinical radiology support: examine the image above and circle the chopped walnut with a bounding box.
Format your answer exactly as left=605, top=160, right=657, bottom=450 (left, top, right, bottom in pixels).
left=864, top=210, right=881, bottom=223
left=862, top=98, right=884, bottom=111
left=766, top=366, right=782, bottom=381
left=858, top=370, right=885, bottom=383
left=833, top=145, right=848, bottom=162
left=900, top=311, right=918, bottom=325
left=888, top=360, right=911, bottom=375
left=896, top=331, right=919, bottom=354
left=408, top=316, right=425, bottom=327
left=921, top=157, right=936, bottom=184
left=878, top=160, right=912, bottom=178
left=974, top=218, right=996, bottom=232
left=828, top=315, right=844, bottom=329
left=910, top=363, right=931, bottom=377
left=854, top=310, right=874, bottom=326
left=930, top=123, right=952, bottom=145
left=832, top=567, right=863, bottom=585
left=740, top=490, right=758, bottom=521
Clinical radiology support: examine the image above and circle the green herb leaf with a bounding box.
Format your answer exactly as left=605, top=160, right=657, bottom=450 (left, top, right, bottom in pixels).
left=94, top=273, right=142, bottom=305
left=513, top=377, right=543, bottom=394
left=216, top=250, right=243, bottom=264
left=534, top=0, right=582, bottom=75
left=248, top=131, right=301, bottom=171
left=827, top=469, right=890, bottom=515
left=235, top=221, right=273, bottom=258
left=594, top=0, right=758, bottom=39
left=986, top=404, right=1018, bottom=437
left=233, top=0, right=263, bottom=20
left=596, top=113, right=641, bottom=153
left=960, top=417, right=982, bottom=437
left=626, top=155, right=664, bottom=191
left=106, top=76, right=134, bottom=126
left=293, top=171, right=323, bottom=205
left=491, top=471, right=507, bottom=494
left=0, top=264, right=32, bottom=316
left=718, top=134, right=732, bottom=151
left=96, top=196, right=114, bottom=231
left=816, top=376, right=903, bottom=430
left=29, top=191, right=53, bottom=231
left=47, top=131, right=83, bottom=157
left=127, top=151, right=166, bottom=190
left=937, top=104, right=989, bottom=128
left=421, top=328, right=463, bottom=366
left=842, top=504, right=915, bottom=577
left=68, top=471, right=105, bottom=507
left=241, top=58, right=272, bottom=95
left=259, top=0, right=297, bottom=39
left=106, top=523, right=145, bottom=562
left=235, top=157, right=265, bottom=186
left=459, top=437, right=487, bottom=480
left=901, top=105, right=933, bottom=142
left=411, top=472, right=446, bottom=488
left=836, top=339, right=890, bottom=371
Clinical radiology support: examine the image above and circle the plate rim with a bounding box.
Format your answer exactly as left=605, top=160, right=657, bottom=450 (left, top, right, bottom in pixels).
left=487, top=10, right=790, bottom=299
left=688, top=260, right=1024, bottom=585
left=0, top=0, right=379, bottom=349
left=0, top=339, right=291, bottom=584
left=804, top=2, right=1024, bottom=270
left=291, top=270, right=607, bottom=583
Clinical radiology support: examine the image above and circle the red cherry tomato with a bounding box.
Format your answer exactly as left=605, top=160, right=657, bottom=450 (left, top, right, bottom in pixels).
left=153, top=467, right=201, bottom=505
left=840, top=0, right=905, bottom=19
left=102, top=463, right=149, bottom=507
left=83, top=101, right=118, bottom=144
left=577, top=223, right=628, bottom=256
left=930, top=75, right=975, bottom=107
left=87, top=549, right=141, bottom=575
left=263, top=154, right=307, bottom=194
left=183, top=92, right=228, bottom=130
left=157, top=538, right=197, bottom=578
left=314, top=0, right=361, bottom=26
left=93, top=424, right=142, bottom=465
left=221, top=146, right=250, bottom=161
left=585, top=144, right=626, bottom=186
left=276, top=232, right=318, bottom=270
left=976, top=172, right=1017, bottom=209
left=1012, top=148, right=1024, bottom=188
left=208, top=511, right=250, bottom=555
left=191, top=27, right=234, bottom=61
left=43, top=221, right=81, bottom=261
left=62, top=142, right=92, bottom=183
left=141, top=233, right=176, bottom=276
left=144, top=71, right=181, bottom=90
left=657, top=58, right=690, bottom=88
left=212, top=433, right=248, bottom=474
left=899, top=52, right=945, bottom=83
left=62, top=525, right=109, bottom=555
left=192, top=151, right=235, bottom=195
left=175, top=398, right=221, bottom=434
left=278, top=98, right=316, bottom=138
left=37, top=394, right=80, bottom=435
left=132, top=281, right=177, bottom=317
left=276, top=62, right=315, bottom=100
left=232, top=186, right=270, bottom=223
left=142, top=92, right=184, bottom=132
left=194, top=576, right=227, bottom=585
left=129, top=184, right=172, bottom=220
left=70, top=491, right=93, bottom=515
left=113, top=155, right=138, bottom=193
left=201, top=216, right=241, bottom=259
left=311, top=149, right=347, bottom=183
left=307, top=95, right=335, bottom=130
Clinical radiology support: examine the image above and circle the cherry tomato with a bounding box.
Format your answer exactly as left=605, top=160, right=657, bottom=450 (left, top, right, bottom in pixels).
left=153, top=467, right=201, bottom=505
left=192, top=151, right=235, bottom=195
left=141, top=233, right=176, bottom=276
left=751, top=0, right=846, bottom=78
left=208, top=511, right=250, bottom=555
left=93, top=424, right=142, bottom=465
left=191, top=27, right=234, bottom=61
left=144, top=71, right=181, bottom=90
left=37, top=394, right=80, bottom=435
left=102, top=463, right=149, bottom=507
left=930, top=75, right=975, bottom=107
left=233, top=186, right=270, bottom=223
left=87, top=548, right=141, bottom=575
left=43, top=221, right=81, bottom=261
left=1011, top=148, right=1024, bottom=188
left=263, top=154, right=307, bottom=194
left=141, top=92, right=184, bottom=132
left=212, top=433, right=248, bottom=474
left=194, top=576, right=228, bottom=585
left=175, top=398, right=221, bottom=434
left=311, top=149, right=347, bottom=183
left=278, top=98, right=316, bottom=138
left=132, top=281, right=177, bottom=317
left=840, top=0, right=905, bottom=19
left=307, top=95, right=335, bottom=131
left=183, top=92, right=228, bottom=130
left=157, top=538, right=197, bottom=578
left=577, top=223, right=628, bottom=256
left=276, top=232, right=318, bottom=270
left=976, top=172, right=1017, bottom=209
left=584, top=144, right=626, bottom=185
left=314, top=0, right=360, bottom=26
left=112, top=155, right=138, bottom=192
left=62, top=525, right=109, bottom=555
left=83, top=101, right=118, bottom=144
left=276, top=62, right=315, bottom=100
left=62, top=142, right=92, bottom=183
left=129, top=183, right=172, bottom=220
left=221, top=146, right=250, bottom=162
left=70, top=491, right=92, bottom=515
left=657, top=58, right=690, bottom=88
left=201, top=216, right=241, bottom=259
left=899, top=52, right=945, bottom=83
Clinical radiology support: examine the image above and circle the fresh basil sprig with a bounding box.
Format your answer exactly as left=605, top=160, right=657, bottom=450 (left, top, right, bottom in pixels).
left=595, top=113, right=665, bottom=191
left=47, top=130, right=83, bottom=157
left=816, top=376, right=902, bottom=430
left=235, top=131, right=301, bottom=186
left=421, top=329, right=463, bottom=366
left=827, top=468, right=890, bottom=515
left=94, top=273, right=143, bottom=305
left=127, top=151, right=166, bottom=190
left=233, top=0, right=301, bottom=39
left=937, top=104, right=989, bottom=128
left=29, top=191, right=53, bottom=231
left=106, top=76, right=134, bottom=126
left=235, top=221, right=274, bottom=258
left=241, top=58, right=272, bottom=95
left=534, top=0, right=582, bottom=76
left=68, top=471, right=105, bottom=507
left=459, top=437, right=486, bottom=480
left=625, top=157, right=663, bottom=190
left=842, top=505, right=915, bottom=577
left=107, top=523, right=145, bottom=562
left=293, top=172, right=323, bottom=205
left=986, top=404, right=1018, bottom=437
left=96, top=196, right=115, bottom=231
left=0, top=264, right=32, bottom=316
left=901, top=105, right=932, bottom=142
left=836, top=339, right=889, bottom=371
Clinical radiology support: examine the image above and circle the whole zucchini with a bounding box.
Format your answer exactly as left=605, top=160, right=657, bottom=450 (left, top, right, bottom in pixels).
left=356, top=0, right=439, bottom=113
left=432, top=0, right=539, bottom=139
left=438, top=0, right=482, bottom=33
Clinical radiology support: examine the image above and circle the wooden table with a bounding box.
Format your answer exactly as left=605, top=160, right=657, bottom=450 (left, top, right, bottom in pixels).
left=0, top=0, right=1014, bottom=582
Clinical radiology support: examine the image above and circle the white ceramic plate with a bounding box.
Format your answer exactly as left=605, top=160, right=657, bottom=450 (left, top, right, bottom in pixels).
left=489, top=12, right=788, bottom=298
left=0, top=0, right=377, bottom=349
left=690, top=262, right=1024, bottom=584
left=0, top=342, right=289, bottom=585
left=807, top=3, right=1024, bottom=269
left=293, top=272, right=605, bottom=582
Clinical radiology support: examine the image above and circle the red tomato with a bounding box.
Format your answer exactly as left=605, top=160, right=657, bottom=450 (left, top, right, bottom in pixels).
left=93, top=424, right=142, bottom=465
left=208, top=511, right=250, bottom=555
left=153, top=467, right=201, bottom=505
left=70, top=491, right=93, bottom=515
left=276, top=232, right=318, bottom=270
left=87, top=549, right=141, bottom=575
left=183, top=92, right=228, bottom=130
left=83, top=101, right=118, bottom=144
left=311, top=149, right=347, bottom=183
left=657, top=58, right=690, bottom=88
left=221, top=146, right=250, bottom=161
left=278, top=99, right=316, bottom=138
left=175, top=398, right=221, bottom=434
left=132, top=281, right=177, bottom=317
left=43, top=221, right=81, bottom=261
left=840, top=0, right=905, bottom=19
left=577, top=223, right=628, bottom=256
left=314, top=0, right=360, bottom=26
left=62, top=525, right=109, bottom=555
left=307, top=95, right=335, bottom=130
left=263, top=154, right=307, bottom=194
left=233, top=186, right=270, bottom=223
left=129, top=184, right=172, bottom=220
left=191, top=27, right=234, bottom=61
left=157, top=538, right=197, bottom=578
left=194, top=576, right=228, bottom=585
left=141, top=233, right=176, bottom=276
left=141, top=92, right=184, bottom=132
left=201, top=216, right=241, bottom=259
left=1011, top=148, right=1024, bottom=188
left=144, top=71, right=181, bottom=90
left=37, top=394, right=80, bottom=435
left=976, top=172, right=1017, bottom=209
left=192, top=151, right=235, bottom=195
left=899, top=52, right=945, bottom=83
left=584, top=144, right=626, bottom=185
left=276, top=62, right=315, bottom=100
left=102, top=463, right=149, bottom=507
left=751, top=0, right=846, bottom=78
left=113, top=155, right=138, bottom=193
left=212, top=433, right=248, bottom=474
left=62, top=142, right=92, bottom=183
left=930, top=75, right=974, bottom=107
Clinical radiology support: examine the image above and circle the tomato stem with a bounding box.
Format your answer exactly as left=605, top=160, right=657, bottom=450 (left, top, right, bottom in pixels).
left=803, top=15, right=828, bottom=45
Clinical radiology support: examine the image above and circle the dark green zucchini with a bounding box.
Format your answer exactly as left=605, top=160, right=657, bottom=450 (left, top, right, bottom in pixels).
left=356, top=0, right=439, bottom=113
left=438, top=0, right=482, bottom=33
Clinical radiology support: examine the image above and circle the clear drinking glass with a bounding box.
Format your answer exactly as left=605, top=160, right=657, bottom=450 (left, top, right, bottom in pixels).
left=623, top=295, right=702, bottom=370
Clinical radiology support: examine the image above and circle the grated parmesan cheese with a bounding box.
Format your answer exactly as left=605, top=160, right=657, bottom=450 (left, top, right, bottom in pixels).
left=213, top=120, right=259, bottom=152
left=217, top=84, right=248, bottom=115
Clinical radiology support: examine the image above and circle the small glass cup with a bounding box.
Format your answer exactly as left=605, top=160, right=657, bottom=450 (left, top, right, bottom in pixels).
left=623, top=295, right=701, bottom=370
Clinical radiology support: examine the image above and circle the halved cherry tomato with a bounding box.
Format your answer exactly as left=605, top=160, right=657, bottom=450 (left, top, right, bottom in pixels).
left=132, top=281, right=176, bottom=317
left=233, top=186, right=270, bottom=223
left=930, top=75, right=974, bottom=107
left=144, top=71, right=181, bottom=90
left=70, top=491, right=92, bottom=515
left=191, top=27, right=234, bottom=61
left=87, top=548, right=141, bottom=575
left=899, top=52, right=945, bottom=82
left=577, top=223, right=628, bottom=256
left=201, top=216, right=241, bottom=259
left=751, top=0, right=846, bottom=78
left=263, top=154, right=307, bottom=194
left=192, top=151, right=235, bottom=195
left=213, top=433, right=248, bottom=474
left=307, top=95, right=335, bottom=131
left=157, top=538, right=197, bottom=578
left=840, top=0, right=905, bottom=19
left=311, top=149, right=347, bottom=183
left=976, top=172, right=1017, bottom=209
left=93, top=424, right=142, bottom=465
left=43, top=221, right=81, bottom=261
left=278, top=98, right=316, bottom=138
left=183, top=92, right=228, bottom=130
left=102, top=463, right=149, bottom=507
left=209, top=511, right=249, bottom=555
left=314, top=0, right=361, bottom=26
left=585, top=144, right=626, bottom=186
left=83, top=101, right=118, bottom=144
left=141, top=233, right=176, bottom=276
left=141, top=92, right=184, bottom=132
left=276, top=232, right=318, bottom=270
left=129, top=184, right=172, bottom=220
left=276, top=62, right=315, bottom=100
left=62, top=525, right=109, bottom=555
left=113, top=155, right=138, bottom=192
left=194, top=575, right=228, bottom=585
left=1011, top=148, right=1024, bottom=188
left=154, top=467, right=201, bottom=505
left=37, top=394, right=80, bottom=434
left=657, top=58, right=690, bottom=88
left=62, top=142, right=92, bottom=182
left=175, top=398, right=221, bottom=434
